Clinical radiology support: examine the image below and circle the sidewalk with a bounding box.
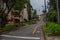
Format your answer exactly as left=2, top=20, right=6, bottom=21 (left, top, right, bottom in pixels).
left=40, top=22, right=47, bottom=40
left=40, top=22, right=60, bottom=40
left=46, top=36, right=60, bottom=40
left=39, top=17, right=46, bottom=40
left=40, top=20, right=60, bottom=40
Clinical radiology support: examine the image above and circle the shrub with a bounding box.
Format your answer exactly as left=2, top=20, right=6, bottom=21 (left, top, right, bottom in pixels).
left=48, top=8, right=56, bottom=22
left=43, top=22, right=60, bottom=36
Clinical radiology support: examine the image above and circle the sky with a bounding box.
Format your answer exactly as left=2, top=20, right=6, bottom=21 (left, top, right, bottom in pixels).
left=30, top=0, right=49, bottom=15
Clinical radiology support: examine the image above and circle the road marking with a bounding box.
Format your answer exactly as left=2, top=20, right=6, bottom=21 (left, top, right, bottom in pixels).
left=37, top=31, right=40, bottom=33
left=0, top=35, right=40, bottom=40
left=32, top=25, right=38, bottom=35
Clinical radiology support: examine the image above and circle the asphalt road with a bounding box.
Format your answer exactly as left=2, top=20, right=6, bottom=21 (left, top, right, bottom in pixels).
left=0, top=20, right=43, bottom=40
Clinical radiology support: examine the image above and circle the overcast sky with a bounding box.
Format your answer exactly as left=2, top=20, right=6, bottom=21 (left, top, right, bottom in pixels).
left=30, top=0, right=49, bottom=15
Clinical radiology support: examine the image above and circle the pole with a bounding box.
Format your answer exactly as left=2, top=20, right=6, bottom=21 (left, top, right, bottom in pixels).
left=55, top=0, right=60, bottom=24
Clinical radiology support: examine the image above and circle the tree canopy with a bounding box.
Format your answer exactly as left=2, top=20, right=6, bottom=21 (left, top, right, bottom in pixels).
left=0, top=0, right=28, bottom=27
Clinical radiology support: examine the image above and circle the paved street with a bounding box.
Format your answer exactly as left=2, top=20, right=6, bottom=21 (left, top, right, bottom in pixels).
left=0, top=20, right=43, bottom=40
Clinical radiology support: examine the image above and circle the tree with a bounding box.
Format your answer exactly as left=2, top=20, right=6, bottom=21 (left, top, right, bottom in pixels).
left=50, top=0, right=60, bottom=23
left=0, top=0, right=28, bottom=27
left=48, top=8, right=57, bottom=22
left=33, top=10, right=39, bottom=20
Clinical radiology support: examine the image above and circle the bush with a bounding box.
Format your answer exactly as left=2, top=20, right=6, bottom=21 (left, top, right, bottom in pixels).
left=0, top=25, right=16, bottom=31
left=48, top=8, right=56, bottom=22
left=43, top=22, right=60, bottom=36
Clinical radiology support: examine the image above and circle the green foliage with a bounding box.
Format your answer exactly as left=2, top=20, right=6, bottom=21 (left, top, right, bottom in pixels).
left=15, top=0, right=27, bottom=11
left=50, top=0, right=60, bottom=9
left=0, top=0, right=28, bottom=27
left=48, top=8, right=56, bottom=22
left=0, top=25, right=16, bottom=31
left=27, top=0, right=32, bottom=20
left=20, top=19, right=37, bottom=25
left=43, top=22, right=60, bottom=35
left=33, top=10, right=39, bottom=20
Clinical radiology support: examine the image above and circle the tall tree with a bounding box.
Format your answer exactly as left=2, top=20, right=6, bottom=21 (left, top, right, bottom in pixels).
left=0, top=0, right=28, bottom=27
left=49, top=0, right=60, bottom=23
left=27, top=0, right=32, bottom=20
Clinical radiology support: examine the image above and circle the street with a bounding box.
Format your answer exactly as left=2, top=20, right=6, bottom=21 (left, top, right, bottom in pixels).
left=0, top=20, right=43, bottom=40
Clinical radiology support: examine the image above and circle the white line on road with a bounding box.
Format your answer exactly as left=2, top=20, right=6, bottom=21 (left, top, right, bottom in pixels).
left=0, top=35, right=40, bottom=40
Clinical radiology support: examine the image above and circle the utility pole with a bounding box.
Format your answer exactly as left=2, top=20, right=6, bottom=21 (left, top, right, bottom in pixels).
left=44, top=0, right=47, bottom=27
left=55, top=0, right=60, bottom=24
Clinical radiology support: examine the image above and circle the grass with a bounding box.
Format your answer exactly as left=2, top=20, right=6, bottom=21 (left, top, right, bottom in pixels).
left=43, top=22, right=60, bottom=36
left=0, top=25, right=16, bottom=31
left=0, top=19, right=38, bottom=32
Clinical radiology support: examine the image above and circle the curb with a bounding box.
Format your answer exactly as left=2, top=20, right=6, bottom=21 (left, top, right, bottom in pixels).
left=40, top=24, right=47, bottom=40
